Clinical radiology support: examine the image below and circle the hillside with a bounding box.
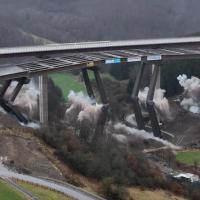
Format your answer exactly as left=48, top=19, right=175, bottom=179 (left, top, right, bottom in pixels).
left=1, top=0, right=200, bottom=47
left=0, top=113, right=188, bottom=200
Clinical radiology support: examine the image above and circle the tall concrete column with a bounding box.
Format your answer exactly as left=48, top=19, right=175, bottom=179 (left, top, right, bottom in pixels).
left=82, top=68, right=95, bottom=98
left=39, top=75, right=48, bottom=126
left=151, top=64, right=161, bottom=122
left=152, top=64, right=161, bottom=89
left=93, top=67, right=108, bottom=104
left=147, top=65, right=162, bottom=137
left=132, top=62, right=146, bottom=130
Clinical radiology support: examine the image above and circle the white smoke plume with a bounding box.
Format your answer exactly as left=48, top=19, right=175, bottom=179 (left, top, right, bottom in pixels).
left=177, top=74, right=200, bottom=114
left=20, top=122, right=40, bottom=129
left=125, top=114, right=138, bottom=127
left=65, top=91, right=103, bottom=124
left=4, top=80, right=39, bottom=116
left=138, top=87, right=171, bottom=120
left=112, top=134, right=128, bottom=144
left=114, top=123, right=181, bottom=150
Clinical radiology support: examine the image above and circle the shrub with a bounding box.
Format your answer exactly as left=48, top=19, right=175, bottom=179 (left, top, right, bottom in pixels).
left=168, top=181, right=185, bottom=196
left=191, top=188, right=200, bottom=200
left=39, top=127, right=166, bottom=191
left=100, top=178, right=129, bottom=200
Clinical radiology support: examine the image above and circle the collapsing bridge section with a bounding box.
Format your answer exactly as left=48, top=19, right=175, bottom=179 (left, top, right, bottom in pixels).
left=146, top=65, right=162, bottom=137
left=131, top=62, right=146, bottom=130
left=0, top=78, right=30, bottom=124
left=1, top=37, right=200, bottom=136
left=131, top=62, right=162, bottom=137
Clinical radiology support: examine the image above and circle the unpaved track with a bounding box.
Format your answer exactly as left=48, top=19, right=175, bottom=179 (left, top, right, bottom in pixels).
left=0, top=164, right=105, bottom=200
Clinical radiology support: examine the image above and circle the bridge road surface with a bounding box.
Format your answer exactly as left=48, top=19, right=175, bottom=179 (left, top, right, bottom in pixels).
left=0, top=164, right=105, bottom=200
left=2, top=37, right=200, bottom=81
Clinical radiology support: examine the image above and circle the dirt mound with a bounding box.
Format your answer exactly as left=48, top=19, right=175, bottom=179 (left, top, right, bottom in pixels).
left=0, top=126, right=63, bottom=180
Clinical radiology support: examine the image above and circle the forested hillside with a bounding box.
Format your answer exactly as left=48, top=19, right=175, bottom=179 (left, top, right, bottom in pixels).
left=1, top=0, right=200, bottom=47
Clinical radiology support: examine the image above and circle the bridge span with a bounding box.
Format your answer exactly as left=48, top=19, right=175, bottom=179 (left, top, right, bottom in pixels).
left=1, top=37, right=200, bottom=138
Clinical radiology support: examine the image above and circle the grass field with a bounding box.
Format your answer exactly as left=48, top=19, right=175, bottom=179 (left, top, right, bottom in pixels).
left=87, top=70, right=118, bottom=82
left=0, top=179, right=27, bottom=200
left=129, top=188, right=186, bottom=200
left=176, top=150, right=200, bottom=166
left=49, top=72, right=121, bottom=101
left=18, top=181, right=73, bottom=200
left=49, top=72, right=86, bottom=100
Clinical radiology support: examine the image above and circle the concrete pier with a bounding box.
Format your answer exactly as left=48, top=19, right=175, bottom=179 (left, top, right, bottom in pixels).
left=93, top=67, right=108, bottom=104
left=152, top=64, right=161, bottom=90
left=147, top=65, right=162, bottom=137
left=132, top=62, right=146, bottom=130
left=39, top=75, right=48, bottom=125
left=82, top=68, right=95, bottom=98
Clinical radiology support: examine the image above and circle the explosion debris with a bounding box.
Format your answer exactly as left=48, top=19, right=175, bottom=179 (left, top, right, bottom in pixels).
left=65, top=90, right=104, bottom=124
left=138, top=87, right=171, bottom=120
left=114, top=123, right=181, bottom=150
left=4, top=80, right=39, bottom=117
left=177, top=74, right=200, bottom=114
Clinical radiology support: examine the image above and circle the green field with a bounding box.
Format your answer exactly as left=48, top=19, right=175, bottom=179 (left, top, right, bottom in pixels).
left=176, top=151, right=200, bottom=166
left=49, top=72, right=120, bottom=101
left=0, top=179, right=27, bottom=200
left=49, top=73, right=86, bottom=100
left=18, top=181, right=73, bottom=200
left=87, top=70, right=118, bottom=82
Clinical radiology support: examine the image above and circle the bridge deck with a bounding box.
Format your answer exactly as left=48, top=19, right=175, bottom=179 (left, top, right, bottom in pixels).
left=1, top=37, right=200, bottom=57
left=1, top=37, right=200, bottom=80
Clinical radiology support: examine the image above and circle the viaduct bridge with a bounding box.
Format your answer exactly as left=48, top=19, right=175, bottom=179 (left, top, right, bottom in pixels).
left=1, top=37, right=200, bottom=137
